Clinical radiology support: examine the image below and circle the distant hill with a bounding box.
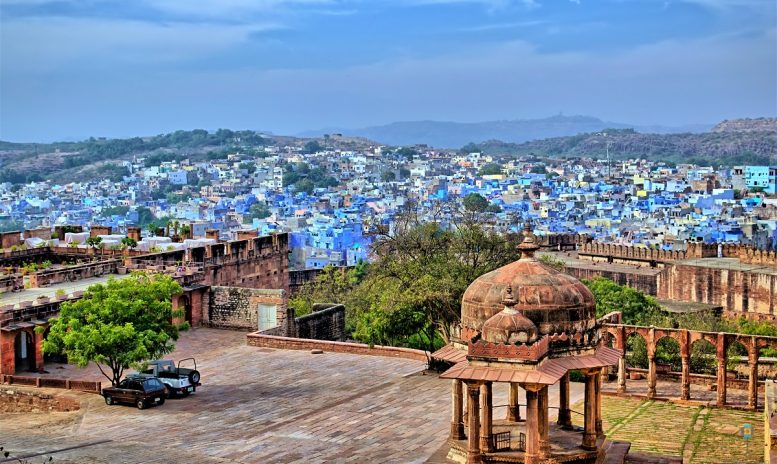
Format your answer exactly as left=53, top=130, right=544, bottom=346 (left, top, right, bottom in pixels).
left=300, top=115, right=711, bottom=148
left=712, top=117, right=777, bottom=133
left=462, top=122, right=777, bottom=166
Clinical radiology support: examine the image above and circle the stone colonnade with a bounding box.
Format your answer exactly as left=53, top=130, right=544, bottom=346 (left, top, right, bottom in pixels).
left=450, top=369, right=603, bottom=464
left=605, top=323, right=770, bottom=410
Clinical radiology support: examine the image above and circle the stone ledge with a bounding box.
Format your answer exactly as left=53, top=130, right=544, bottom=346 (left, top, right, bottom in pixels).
left=246, top=332, right=429, bottom=362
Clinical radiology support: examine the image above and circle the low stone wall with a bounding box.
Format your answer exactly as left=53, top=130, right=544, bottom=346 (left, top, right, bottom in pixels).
left=0, top=374, right=101, bottom=393
left=29, top=259, right=120, bottom=288
left=0, top=387, right=81, bottom=413
left=246, top=333, right=429, bottom=363
left=295, top=303, right=346, bottom=341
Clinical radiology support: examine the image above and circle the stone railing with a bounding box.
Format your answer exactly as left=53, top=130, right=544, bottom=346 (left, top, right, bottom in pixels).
left=468, top=335, right=550, bottom=361
left=0, top=294, right=82, bottom=328
left=246, top=333, right=429, bottom=363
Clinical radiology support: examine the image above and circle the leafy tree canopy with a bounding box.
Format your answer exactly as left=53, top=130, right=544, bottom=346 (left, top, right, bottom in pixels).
left=40, top=273, right=185, bottom=385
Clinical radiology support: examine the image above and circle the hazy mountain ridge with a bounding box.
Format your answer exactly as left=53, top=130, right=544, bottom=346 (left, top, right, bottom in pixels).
left=300, top=115, right=712, bottom=148
left=463, top=122, right=777, bottom=166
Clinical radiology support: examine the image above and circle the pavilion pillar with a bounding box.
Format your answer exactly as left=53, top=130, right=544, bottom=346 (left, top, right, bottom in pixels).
left=595, top=370, right=604, bottom=438
left=451, top=379, right=466, bottom=440
left=716, top=333, right=727, bottom=407
left=466, top=382, right=482, bottom=464
left=748, top=339, right=759, bottom=410
left=647, top=328, right=657, bottom=399
left=538, top=385, right=550, bottom=460
left=582, top=370, right=597, bottom=450
left=680, top=330, right=690, bottom=401
left=616, top=327, right=627, bottom=394
left=524, top=385, right=540, bottom=464
left=507, top=383, right=521, bottom=422
left=617, top=356, right=627, bottom=394
left=480, top=382, right=493, bottom=453
left=557, top=372, right=573, bottom=429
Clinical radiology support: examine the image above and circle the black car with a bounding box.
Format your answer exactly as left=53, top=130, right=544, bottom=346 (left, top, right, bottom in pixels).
left=103, top=376, right=167, bottom=409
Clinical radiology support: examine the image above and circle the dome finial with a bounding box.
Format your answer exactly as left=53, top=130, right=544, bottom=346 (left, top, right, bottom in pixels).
left=501, top=284, right=517, bottom=310
left=517, top=222, right=539, bottom=259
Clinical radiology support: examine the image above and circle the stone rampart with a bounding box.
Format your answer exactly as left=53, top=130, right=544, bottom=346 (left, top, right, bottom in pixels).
left=294, top=303, right=346, bottom=341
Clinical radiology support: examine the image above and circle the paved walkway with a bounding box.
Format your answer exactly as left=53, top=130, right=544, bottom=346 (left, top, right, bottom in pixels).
left=0, top=328, right=584, bottom=464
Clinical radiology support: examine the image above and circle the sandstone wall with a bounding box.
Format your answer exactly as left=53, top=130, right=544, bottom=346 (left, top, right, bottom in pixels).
left=295, top=304, right=346, bottom=341
left=207, top=286, right=289, bottom=333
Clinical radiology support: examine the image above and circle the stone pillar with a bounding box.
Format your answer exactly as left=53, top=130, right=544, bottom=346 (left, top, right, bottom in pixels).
left=582, top=371, right=597, bottom=450
left=647, top=328, right=657, bottom=399
left=466, top=382, right=481, bottom=464
left=617, top=354, right=627, bottom=393
left=480, top=382, right=493, bottom=453
left=557, top=372, right=572, bottom=429
left=451, top=380, right=466, bottom=440
left=716, top=333, right=727, bottom=407
left=595, top=370, right=604, bottom=437
left=538, top=385, right=550, bottom=460
left=1, top=330, right=15, bottom=375
left=748, top=339, right=759, bottom=410
left=34, top=330, right=45, bottom=373
left=524, top=386, right=540, bottom=464
left=680, top=330, right=690, bottom=401
left=507, top=383, right=521, bottom=422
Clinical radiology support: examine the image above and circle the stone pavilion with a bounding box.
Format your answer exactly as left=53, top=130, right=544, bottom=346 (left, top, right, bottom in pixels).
left=433, top=227, right=620, bottom=464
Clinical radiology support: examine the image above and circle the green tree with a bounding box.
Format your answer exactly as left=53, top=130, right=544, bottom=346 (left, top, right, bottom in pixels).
left=121, top=236, right=138, bottom=251
left=85, top=236, right=102, bottom=251
left=584, top=277, right=668, bottom=325
left=462, top=193, right=490, bottom=213
left=381, top=170, right=396, bottom=182
left=244, top=202, right=271, bottom=223
left=479, top=163, right=502, bottom=176
left=295, top=179, right=315, bottom=195
left=303, top=140, right=322, bottom=154
left=39, top=273, right=185, bottom=386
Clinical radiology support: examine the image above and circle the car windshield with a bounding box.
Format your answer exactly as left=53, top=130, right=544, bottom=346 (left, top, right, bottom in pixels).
left=143, top=378, right=163, bottom=390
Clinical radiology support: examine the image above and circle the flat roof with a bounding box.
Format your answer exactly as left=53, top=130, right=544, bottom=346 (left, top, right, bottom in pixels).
left=0, top=273, right=133, bottom=306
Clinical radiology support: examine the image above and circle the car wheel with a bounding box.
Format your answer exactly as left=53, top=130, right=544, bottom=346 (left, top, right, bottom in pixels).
left=188, top=370, right=201, bottom=385
left=136, top=399, right=146, bottom=410
left=104, top=396, right=113, bottom=406
left=164, top=386, right=173, bottom=399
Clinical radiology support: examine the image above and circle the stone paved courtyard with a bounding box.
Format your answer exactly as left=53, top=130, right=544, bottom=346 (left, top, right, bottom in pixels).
left=1, top=328, right=762, bottom=463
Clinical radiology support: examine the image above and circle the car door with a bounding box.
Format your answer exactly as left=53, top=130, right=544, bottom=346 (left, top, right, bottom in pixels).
left=115, top=379, right=132, bottom=402
left=129, top=380, right=143, bottom=402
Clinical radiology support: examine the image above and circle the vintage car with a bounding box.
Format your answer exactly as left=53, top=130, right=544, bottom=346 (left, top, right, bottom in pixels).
left=102, top=376, right=166, bottom=409
left=142, top=358, right=201, bottom=396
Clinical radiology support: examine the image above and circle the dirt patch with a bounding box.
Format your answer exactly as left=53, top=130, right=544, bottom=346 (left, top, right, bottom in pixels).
left=0, top=388, right=80, bottom=413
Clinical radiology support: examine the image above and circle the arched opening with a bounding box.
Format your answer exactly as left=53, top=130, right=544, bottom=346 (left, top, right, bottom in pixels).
left=655, top=337, right=681, bottom=372
left=727, top=340, right=748, bottom=381
left=14, top=331, right=34, bottom=373
left=689, top=339, right=717, bottom=376
left=625, top=333, right=648, bottom=370
left=180, top=295, right=192, bottom=324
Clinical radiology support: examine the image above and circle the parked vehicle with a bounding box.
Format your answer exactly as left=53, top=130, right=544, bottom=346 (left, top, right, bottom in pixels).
left=103, top=376, right=166, bottom=409
left=128, top=371, right=193, bottom=398
left=142, top=358, right=201, bottom=392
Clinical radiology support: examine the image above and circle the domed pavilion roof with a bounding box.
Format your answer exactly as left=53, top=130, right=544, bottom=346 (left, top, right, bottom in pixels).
left=460, top=228, right=596, bottom=337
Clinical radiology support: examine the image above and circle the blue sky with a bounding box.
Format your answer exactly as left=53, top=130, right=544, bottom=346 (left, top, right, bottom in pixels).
left=0, top=0, right=775, bottom=142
